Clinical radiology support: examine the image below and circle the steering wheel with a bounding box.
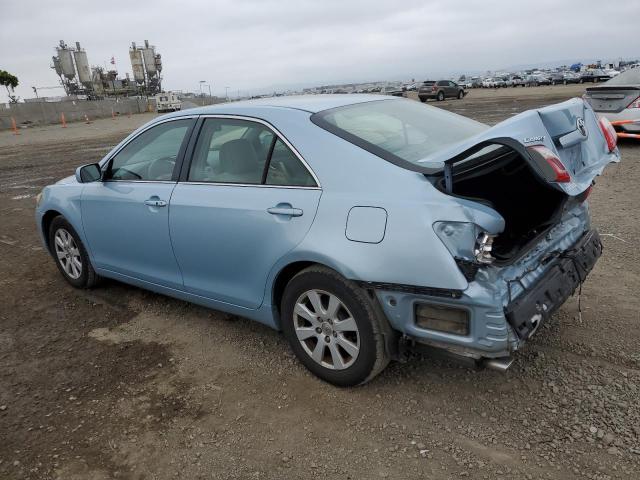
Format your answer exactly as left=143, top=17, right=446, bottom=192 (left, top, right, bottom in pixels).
left=148, top=156, right=176, bottom=180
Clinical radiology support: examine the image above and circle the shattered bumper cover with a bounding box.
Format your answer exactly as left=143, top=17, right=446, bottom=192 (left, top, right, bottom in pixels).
left=504, top=229, right=602, bottom=340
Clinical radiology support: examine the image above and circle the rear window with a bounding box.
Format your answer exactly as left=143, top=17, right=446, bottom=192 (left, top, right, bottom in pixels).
left=310, top=99, right=487, bottom=167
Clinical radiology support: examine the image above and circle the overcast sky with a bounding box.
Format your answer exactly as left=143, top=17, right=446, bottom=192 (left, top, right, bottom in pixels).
left=1, top=0, right=638, bottom=102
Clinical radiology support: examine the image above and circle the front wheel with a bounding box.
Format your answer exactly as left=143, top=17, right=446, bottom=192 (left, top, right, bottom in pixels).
left=281, top=266, right=390, bottom=386
left=457, top=90, right=464, bottom=99
left=49, top=216, right=100, bottom=288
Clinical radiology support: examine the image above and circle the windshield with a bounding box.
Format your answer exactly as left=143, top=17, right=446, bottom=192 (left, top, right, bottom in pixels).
left=604, top=68, right=640, bottom=86
left=310, top=99, right=488, bottom=167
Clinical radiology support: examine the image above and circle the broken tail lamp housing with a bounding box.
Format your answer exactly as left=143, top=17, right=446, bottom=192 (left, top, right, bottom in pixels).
left=598, top=117, right=617, bottom=152
left=415, top=303, right=470, bottom=336
left=474, top=232, right=496, bottom=264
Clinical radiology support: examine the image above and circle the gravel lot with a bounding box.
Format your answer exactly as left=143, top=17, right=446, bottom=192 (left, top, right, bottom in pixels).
left=1, top=85, right=639, bottom=479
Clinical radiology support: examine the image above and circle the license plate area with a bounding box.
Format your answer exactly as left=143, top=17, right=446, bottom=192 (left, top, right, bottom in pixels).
left=504, top=230, right=602, bottom=339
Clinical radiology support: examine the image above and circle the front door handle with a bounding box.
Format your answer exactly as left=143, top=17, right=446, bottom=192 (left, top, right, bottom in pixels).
left=144, top=198, right=167, bottom=207
left=267, top=206, right=303, bottom=217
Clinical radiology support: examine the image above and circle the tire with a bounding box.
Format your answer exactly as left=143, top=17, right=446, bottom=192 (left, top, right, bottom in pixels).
left=594, top=77, right=599, bottom=83
left=579, top=79, right=584, bottom=84
left=419, top=96, right=426, bottom=103
left=280, top=266, right=390, bottom=386
left=49, top=216, right=100, bottom=288
left=457, top=90, right=464, bottom=99
left=437, top=91, right=444, bottom=101
left=564, top=80, right=568, bottom=85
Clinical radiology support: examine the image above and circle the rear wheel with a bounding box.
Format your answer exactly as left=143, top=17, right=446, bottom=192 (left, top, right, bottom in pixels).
left=49, top=216, right=100, bottom=288
left=419, top=96, right=426, bottom=103
left=281, top=266, right=390, bottom=386
left=437, top=91, right=445, bottom=101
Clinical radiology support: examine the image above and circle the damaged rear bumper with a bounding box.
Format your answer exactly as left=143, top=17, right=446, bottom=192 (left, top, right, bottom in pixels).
left=374, top=223, right=602, bottom=366
left=504, top=229, right=602, bottom=339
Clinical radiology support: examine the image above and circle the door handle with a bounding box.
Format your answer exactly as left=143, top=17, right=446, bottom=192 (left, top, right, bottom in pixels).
left=267, top=206, right=303, bottom=217
left=144, top=198, right=167, bottom=207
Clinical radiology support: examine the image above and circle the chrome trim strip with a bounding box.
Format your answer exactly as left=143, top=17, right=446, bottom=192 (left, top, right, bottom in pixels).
left=176, top=181, right=320, bottom=190
left=103, top=180, right=177, bottom=184
left=196, top=114, right=322, bottom=188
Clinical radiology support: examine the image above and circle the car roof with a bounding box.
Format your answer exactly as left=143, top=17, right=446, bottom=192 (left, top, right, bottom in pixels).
left=171, top=94, right=395, bottom=115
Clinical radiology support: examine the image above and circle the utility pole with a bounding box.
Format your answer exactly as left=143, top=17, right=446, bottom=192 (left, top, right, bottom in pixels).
left=199, top=80, right=206, bottom=105
left=225, top=86, right=229, bottom=101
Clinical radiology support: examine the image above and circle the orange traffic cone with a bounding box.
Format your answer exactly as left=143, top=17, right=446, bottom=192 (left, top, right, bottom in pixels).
left=60, top=112, right=67, bottom=128
left=11, top=117, right=20, bottom=135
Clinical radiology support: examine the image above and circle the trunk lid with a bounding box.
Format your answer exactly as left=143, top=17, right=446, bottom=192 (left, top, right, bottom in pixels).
left=584, top=86, right=640, bottom=113
left=418, top=98, right=620, bottom=197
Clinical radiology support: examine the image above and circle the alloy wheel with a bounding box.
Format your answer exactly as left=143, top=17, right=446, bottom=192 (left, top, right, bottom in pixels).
left=54, top=228, right=82, bottom=279
left=293, top=289, right=360, bottom=370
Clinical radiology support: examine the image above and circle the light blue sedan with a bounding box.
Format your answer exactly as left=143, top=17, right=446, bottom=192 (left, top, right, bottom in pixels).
left=36, top=95, right=619, bottom=385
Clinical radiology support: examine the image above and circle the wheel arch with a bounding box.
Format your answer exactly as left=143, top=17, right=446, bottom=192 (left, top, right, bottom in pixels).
left=268, top=256, right=356, bottom=329
left=41, top=209, right=63, bottom=254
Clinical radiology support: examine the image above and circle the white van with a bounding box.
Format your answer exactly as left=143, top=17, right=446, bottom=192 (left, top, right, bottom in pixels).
left=154, top=92, right=182, bottom=113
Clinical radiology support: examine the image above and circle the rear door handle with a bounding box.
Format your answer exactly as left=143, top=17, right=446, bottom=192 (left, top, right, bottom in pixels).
left=267, top=206, right=303, bottom=217
left=144, top=198, right=167, bottom=207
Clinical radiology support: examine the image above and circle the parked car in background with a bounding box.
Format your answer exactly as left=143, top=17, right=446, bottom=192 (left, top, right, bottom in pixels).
left=418, top=80, right=465, bottom=101
left=465, top=77, right=482, bottom=89
left=549, top=72, right=566, bottom=85
left=584, top=68, right=640, bottom=140
left=402, top=83, right=418, bottom=92
left=603, top=68, right=620, bottom=78
left=481, top=78, right=496, bottom=88
left=508, top=75, right=525, bottom=87
left=525, top=74, right=551, bottom=87
left=562, top=71, right=581, bottom=84
left=36, top=94, right=619, bottom=385
left=579, top=69, right=611, bottom=84
left=380, top=85, right=406, bottom=97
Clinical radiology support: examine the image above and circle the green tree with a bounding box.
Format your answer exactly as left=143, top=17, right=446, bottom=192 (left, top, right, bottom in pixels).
left=0, top=70, right=19, bottom=103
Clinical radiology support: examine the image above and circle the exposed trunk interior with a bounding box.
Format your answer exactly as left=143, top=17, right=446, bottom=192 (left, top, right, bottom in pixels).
left=435, top=147, right=567, bottom=263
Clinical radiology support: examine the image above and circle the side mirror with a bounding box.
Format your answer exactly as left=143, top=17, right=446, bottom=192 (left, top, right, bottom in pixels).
left=75, top=163, right=102, bottom=183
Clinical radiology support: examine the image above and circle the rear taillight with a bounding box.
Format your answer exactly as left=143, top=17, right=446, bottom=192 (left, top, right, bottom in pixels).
left=577, top=185, right=593, bottom=203
left=528, top=145, right=571, bottom=183
left=627, top=95, right=640, bottom=109
left=598, top=117, right=617, bottom=152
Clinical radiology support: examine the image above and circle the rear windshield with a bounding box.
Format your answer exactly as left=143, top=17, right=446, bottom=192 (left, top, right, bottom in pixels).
left=310, top=99, right=487, bottom=167
left=604, top=69, right=640, bottom=86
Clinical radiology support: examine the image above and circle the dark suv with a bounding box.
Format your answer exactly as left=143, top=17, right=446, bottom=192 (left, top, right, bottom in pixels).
left=418, top=80, right=466, bottom=102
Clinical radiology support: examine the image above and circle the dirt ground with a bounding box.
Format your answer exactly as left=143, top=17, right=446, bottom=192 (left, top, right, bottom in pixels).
left=1, top=85, right=639, bottom=480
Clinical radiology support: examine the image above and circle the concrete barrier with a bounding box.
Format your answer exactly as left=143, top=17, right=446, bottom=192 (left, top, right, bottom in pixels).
left=0, top=98, right=150, bottom=130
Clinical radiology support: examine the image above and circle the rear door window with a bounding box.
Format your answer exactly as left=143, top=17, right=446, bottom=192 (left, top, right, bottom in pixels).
left=187, top=118, right=317, bottom=187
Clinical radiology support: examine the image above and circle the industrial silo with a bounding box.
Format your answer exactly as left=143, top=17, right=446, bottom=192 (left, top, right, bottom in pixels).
left=73, top=42, right=92, bottom=87
left=56, top=41, right=76, bottom=80
left=142, top=40, right=157, bottom=77
left=129, top=43, right=145, bottom=84
left=52, top=56, right=63, bottom=76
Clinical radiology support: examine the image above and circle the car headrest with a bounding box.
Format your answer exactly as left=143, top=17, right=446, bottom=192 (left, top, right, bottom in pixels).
left=219, top=139, right=258, bottom=174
